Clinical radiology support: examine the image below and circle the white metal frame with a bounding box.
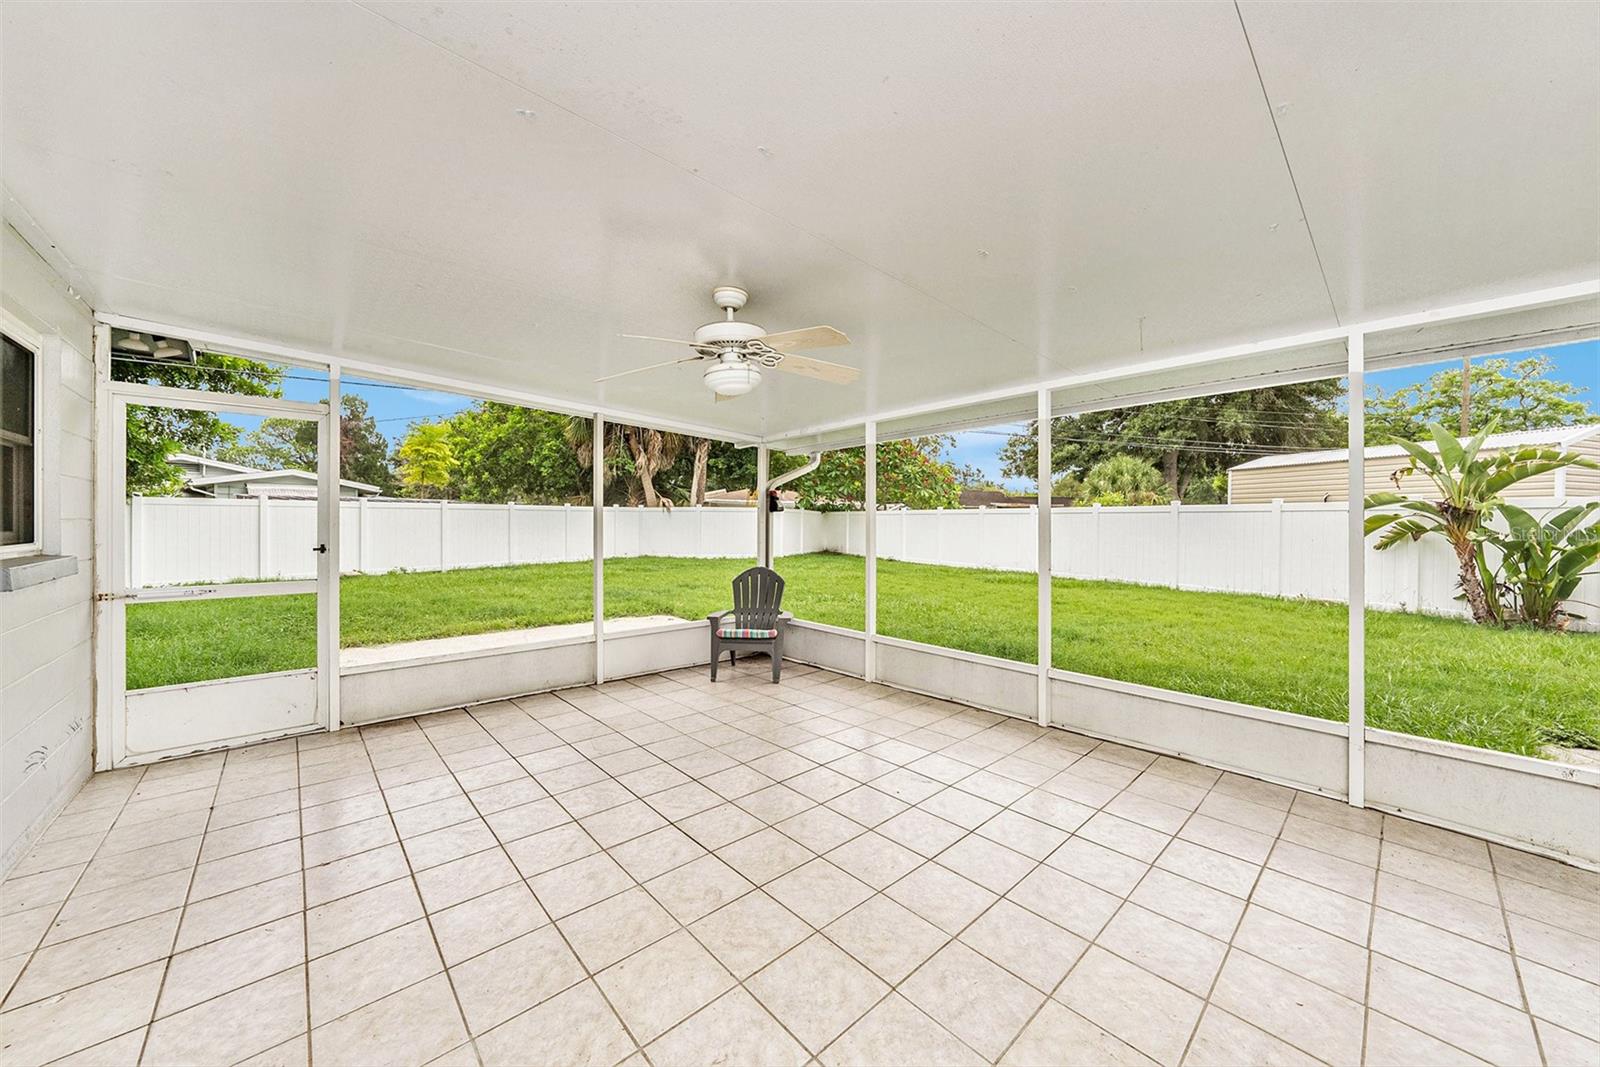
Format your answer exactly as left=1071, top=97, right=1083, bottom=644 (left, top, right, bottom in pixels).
left=99, top=380, right=335, bottom=767
left=84, top=280, right=1599, bottom=812
left=1345, top=331, right=1366, bottom=805
left=0, top=308, right=44, bottom=558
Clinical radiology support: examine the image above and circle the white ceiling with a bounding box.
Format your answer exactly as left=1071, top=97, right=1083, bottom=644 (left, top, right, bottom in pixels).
left=3, top=2, right=1596, bottom=441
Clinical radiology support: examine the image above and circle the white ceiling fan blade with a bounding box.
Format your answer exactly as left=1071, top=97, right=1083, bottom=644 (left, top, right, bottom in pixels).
left=771, top=352, right=860, bottom=385
left=594, top=354, right=705, bottom=383
left=758, top=325, right=850, bottom=350
left=619, top=333, right=704, bottom=348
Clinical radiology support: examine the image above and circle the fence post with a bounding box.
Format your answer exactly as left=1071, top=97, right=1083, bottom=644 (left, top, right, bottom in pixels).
left=1270, top=499, right=1284, bottom=597
left=438, top=498, right=448, bottom=571
left=258, top=493, right=270, bottom=579
left=130, top=495, right=146, bottom=588
left=506, top=502, right=516, bottom=566
left=1170, top=500, right=1181, bottom=589
left=358, top=496, right=370, bottom=573
left=1091, top=503, right=1102, bottom=581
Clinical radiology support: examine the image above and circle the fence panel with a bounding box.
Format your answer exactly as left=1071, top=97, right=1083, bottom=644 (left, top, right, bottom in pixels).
left=126, top=496, right=1599, bottom=629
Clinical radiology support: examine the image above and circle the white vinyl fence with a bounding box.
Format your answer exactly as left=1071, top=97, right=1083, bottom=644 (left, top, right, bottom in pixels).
left=128, top=496, right=1599, bottom=629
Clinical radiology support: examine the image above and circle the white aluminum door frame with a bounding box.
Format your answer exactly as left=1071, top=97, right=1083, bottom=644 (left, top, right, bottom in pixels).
left=100, top=380, right=334, bottom=767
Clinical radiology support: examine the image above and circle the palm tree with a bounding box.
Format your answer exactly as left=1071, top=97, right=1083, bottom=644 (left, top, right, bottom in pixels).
left=1364, top=422, right=1597, bottom=623
left=563, top=417, right=685, bottom=507
left=688, top=437, right=713, bottom=506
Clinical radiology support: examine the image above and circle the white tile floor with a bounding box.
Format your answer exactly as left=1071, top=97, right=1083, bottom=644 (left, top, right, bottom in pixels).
left=3, top=661, right=1598, bottom=1066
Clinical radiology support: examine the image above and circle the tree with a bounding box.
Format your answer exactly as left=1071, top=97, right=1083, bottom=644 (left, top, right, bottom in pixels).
left=114, top=352, right=284, bottom=496
left=999, top=382, right=1346, bottom=501
left=952, top=463, right=1003, bottom=491
left=687, top=438, right=713, bottom=506
left=1080, top=455, right=1171, bottom=505
left=339, top=395, right=397, bottom=493
left=1363, top=422, right=1598, bottom=623
left=220, top=395, right=396, bottom=492
left=443, top=403, right=584, bottom=503
left=1366, top=355, right=1593, bottom=445
left=395, top=422, right=457, bottom=498
left=789, top=438, right=962, bottom=511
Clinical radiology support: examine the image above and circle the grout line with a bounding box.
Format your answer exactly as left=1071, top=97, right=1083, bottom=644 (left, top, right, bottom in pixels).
left=356, top=721, right=487, bottom=1067
left=135, top=764, right=223, bottom=1066
left=295, top=735, right=314, bottom=1067
left=1488, top=844, right=1549, bottom=1067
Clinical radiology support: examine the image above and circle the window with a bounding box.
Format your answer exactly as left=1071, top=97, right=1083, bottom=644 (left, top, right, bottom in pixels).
left=1, top=332, right=38, bottom=550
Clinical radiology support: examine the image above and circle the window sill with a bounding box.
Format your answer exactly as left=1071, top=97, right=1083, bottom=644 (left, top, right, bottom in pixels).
left=0, top=553, right=79, bottom=592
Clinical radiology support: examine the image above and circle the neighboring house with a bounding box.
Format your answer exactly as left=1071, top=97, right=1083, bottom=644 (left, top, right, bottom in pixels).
left=957, top=489, right=1074, bottom=509
left=169, top=452, right=380, bottom=499
left=703, top=488, right=799, bottom=508
left=1227, top=424, right=1600, bottom=503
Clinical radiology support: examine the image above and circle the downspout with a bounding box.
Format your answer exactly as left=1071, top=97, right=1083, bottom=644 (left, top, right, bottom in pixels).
left=762, top=452, right=822, bottom=567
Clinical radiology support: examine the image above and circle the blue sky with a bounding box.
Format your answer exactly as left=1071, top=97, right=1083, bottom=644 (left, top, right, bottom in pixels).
left=261, top=340, right=1598, bottom=490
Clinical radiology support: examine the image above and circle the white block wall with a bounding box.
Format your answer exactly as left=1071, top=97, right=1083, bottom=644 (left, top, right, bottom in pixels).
left=1, top=223, right=97, bottom=875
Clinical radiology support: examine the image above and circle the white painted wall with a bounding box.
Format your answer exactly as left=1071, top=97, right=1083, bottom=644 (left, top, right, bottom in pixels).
left=1, top=224, right=97, bottom=875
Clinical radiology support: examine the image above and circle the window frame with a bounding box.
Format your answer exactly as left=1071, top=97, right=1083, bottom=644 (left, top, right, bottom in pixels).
left=0, top=312, right=44, bottom=558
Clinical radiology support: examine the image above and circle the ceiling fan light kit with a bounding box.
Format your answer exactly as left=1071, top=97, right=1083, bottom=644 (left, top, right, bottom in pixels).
left=602, top=285, right=860, bottom=399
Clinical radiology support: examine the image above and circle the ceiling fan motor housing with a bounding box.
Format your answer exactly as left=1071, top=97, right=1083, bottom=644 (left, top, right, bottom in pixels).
left=692, top=319, right=765, bottom=349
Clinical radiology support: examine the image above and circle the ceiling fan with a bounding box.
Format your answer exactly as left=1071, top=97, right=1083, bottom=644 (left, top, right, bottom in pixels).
left=598, top=286, right=859, bottom=400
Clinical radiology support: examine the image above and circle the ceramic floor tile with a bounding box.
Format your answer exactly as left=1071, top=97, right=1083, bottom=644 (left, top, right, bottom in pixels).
left=820, top=992, right=984, bottom=1067
left=595, top=929, right=736, bottom=1046
left=747, top=933, right=889, bottom=1054
left=823, top=893, right=949, bottom=985
left=142, top=966, right=306, bottom=1067
left=1006, top=865, right=1120, bottom=940
left=1371, top=907, right=1522, bottom=1006
left=1209, top=949, right=1363, bottom=1065
left=310, top=972, right=467, bottom=1067
left=1231, top=904, right=1368, bottom=1002
left=1000, top=1000, right=1156, bottom=1067
left=1094, top=902, right=1227, bottom=995
left=476, top=980, right=636, bottom=1067
left=431, top=881, right=549, bottom=967
left=450, top=925, right=586, bottom=1035
left=5, top=909, right=179, bottom=1009
left=766, top=858, right=874, bottom=928
left=0, top=959, right=165, bottom=1065
left=309, top=917, right=442, bottom=1026
left=157, top=913, right=305, bottom=1019
left=647, top=987, right=809, bottom=1067
left=689, top=889, right=810, bottom=980
left=899, top=941, right=1045, bottom=1061
left=305, top=876, right=423, bottom=959
left=1369, top=953, right=1542, bottom=1064
left=1054, top=946, right=1202, bottom=1066
left=715, top=826, right=814, bottom=885
left=529, top=852, right=635, bottom=919
left=644, top=854, right=754, bottom=924
left=557, top=886, right=678, bottom=972
left=936, top=834, right=1037, bottom=895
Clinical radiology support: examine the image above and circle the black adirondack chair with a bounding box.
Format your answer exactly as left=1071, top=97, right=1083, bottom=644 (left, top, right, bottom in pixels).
left=707, top=566, right=789, bottom=682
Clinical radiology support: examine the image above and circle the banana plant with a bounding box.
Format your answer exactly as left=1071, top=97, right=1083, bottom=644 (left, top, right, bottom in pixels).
left=1476, top=502, right=1600, bottom=629
left=1363, top=422, right=1599, bottom=624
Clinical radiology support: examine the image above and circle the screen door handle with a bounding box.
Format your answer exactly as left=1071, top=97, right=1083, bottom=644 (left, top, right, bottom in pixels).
left=312, top=544, right=328, bottom=554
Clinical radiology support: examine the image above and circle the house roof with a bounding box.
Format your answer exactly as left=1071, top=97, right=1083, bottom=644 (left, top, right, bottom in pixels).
left=3, top=4, right=1596, bottom=445
left=1229, top=423, right=1600, bottom=472
left=185, top=469, right=381, bottom=493
left=170, top=452, right=259, bottom=475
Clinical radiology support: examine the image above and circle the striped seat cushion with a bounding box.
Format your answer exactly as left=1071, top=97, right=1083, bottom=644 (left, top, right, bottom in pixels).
left=718, top=626, right=777, bottom=639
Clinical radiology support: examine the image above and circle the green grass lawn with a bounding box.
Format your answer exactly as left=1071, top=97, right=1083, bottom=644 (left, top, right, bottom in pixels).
left=126, top=553, right=1599, bottom=758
